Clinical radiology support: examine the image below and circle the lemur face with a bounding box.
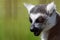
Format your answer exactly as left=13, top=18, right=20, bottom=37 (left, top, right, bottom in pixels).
left=24, top=2, right=56, bottom=36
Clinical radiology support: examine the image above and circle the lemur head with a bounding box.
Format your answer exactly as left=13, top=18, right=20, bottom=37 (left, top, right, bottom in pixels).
left=24, top=2, right=56, bottom=36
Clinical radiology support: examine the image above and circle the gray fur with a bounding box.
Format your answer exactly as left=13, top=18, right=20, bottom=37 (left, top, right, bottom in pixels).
left=30, top=4, right=47, bottom=13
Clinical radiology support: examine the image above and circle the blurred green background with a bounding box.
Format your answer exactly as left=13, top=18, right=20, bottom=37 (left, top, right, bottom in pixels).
left=0, top=0, right=60, bottom=40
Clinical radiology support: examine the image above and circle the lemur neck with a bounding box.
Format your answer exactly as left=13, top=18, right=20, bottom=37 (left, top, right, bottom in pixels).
left=41, top=12, right=58, bottom=40
left=48, top=13, right=60, bottom=40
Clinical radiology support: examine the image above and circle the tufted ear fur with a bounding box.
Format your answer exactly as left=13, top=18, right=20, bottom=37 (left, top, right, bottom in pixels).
left=46, top=2, right=56, bottom=15
left=24, top=3, right=35, bottom=14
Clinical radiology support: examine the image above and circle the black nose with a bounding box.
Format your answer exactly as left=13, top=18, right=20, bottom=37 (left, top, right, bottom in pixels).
left=30, top=26, right=39, bottom=32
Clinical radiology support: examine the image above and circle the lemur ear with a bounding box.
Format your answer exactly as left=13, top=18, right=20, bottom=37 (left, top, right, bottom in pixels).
left=24, top=3, right=35, bottom=13
left=46, top=2, right=56, bottom=14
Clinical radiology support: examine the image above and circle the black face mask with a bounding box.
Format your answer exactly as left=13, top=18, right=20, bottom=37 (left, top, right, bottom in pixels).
left=29, top=17, right=32, bottom=23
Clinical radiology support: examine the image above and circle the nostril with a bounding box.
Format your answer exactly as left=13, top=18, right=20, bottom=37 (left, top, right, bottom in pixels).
left=30, top=26, right=39, bottom=32
left=30, top=24, right=35, bottom=32
left=30, top=27, right=34, bottom=32
left=30, top=29, right=34, bottom=32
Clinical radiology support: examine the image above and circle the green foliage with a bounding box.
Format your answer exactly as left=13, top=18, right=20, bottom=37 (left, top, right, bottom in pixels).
left=0, top=0, right=60, bottom=40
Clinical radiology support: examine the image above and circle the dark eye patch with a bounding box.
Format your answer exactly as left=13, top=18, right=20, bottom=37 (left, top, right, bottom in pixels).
left=29, top=17, right=32, bottom=23
left=35, top=16, right=45, bottom=23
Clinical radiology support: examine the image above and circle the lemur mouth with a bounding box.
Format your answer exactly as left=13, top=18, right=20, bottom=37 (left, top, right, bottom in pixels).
left=33, top=29, right=42, bottom=36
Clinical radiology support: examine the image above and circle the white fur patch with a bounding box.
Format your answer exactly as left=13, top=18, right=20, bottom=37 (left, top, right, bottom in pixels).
left=30, top=13, right=45, bottom=23
left=46, top=2, right=56, bottom=14
left=41, top=31, right=48, bottom=40
left=24, top=3, right=35, bottom=13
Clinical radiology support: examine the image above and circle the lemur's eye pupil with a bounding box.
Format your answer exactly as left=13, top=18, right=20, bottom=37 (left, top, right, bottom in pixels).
left=29, top=17, right=32, bottom=23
